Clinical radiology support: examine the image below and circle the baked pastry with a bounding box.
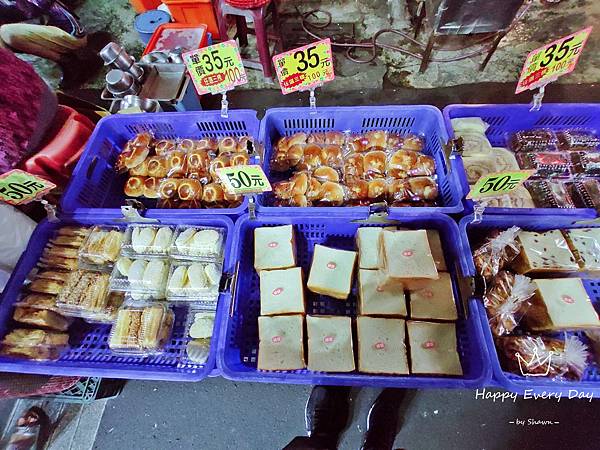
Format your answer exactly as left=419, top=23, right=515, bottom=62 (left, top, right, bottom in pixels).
left=426, top=230, right=447, bottom=271
left=16, top=294, right=57, bottom=311
left=356, top=227, right=382, bottom=269
left=155, top=139, right=176, bottom=155
left=358, top=269, right=406, bottom=316
left=401, top=134, right=425, bottom=152
left=141, top=305, right=174, bottom=350
left=1, top=328, right=69, bottom=360
left=28, top=279, right=63, bottom=295
left=55, top=226, right=90, bottom=238
left=344, top=153, right=364, bottom=180
left=298, top=144, right=323, bottom=171
left=13, top=307, right=71, bottom=331
left=260, top=267, right=305, bottom=315
left=379, top=230, right=438, bottom=281
left=173, top=227, right=223, bottom=258
left=186, top=149, right=210, bottom=179
left=42, top=244, right=79, bottom=260
left=472, top=227, right=521, bottom=280
left=388, top=150, right=418, bottom=178
left=115, top=132, right=152, bottom=172
left=57, top=270, right=111, bottom=312
left=321, top=145, right=343, bottom=167
left=346, top=179, right=369, bottom=204
left=230, top=152, right=249, bottom=167
left=158, top=178, right=181, bottom=199
left=367, top=179, right=387, bottom=200
left=110, top=305, right=173, bottom=352
left=218, top=136, right=237, bottom=154
left=142, top=177, right=159, bottom=198
left=80, top=227, right=124, bottom=265
left=524, top=278, right=600, bottom=331
left=510, top=129, right=558, bottom=152
left=129, top=159, right=149, bottom=177
left=258, top=315, right=305, bottom=371
left=254, top=225, right=296, bottom=271
left=407, top=321, right=462, bottom=375
left=124, top=176, right=145, bottom=197
left=313, top=166, right=340, bottom=183
left=38, top=255, right=78, bottom=271
left=189, top=312, right=215, bottom=339
left=177, top=178, right=203, bottom=201
left=34, top=270, right=69, bottom=283
left=307, top=315, right=355, bottom=372
left=49, top=234, right=86, bottom=248
left=166, top=150, right=188, bottom=177
left=146, top=156, right=169, bottom=178
left=202, top=183, right=225, bottom=204
left=409, top=272, right=458, bottom=320
left=307, top=244, right=357, bottom=300
left=194, top=137, right=218, bottom=152
left=357, top=317, right=409, bottom=374
left=363, top=151, right=386, bottom=179
left=209, top=155, right=230, bottom=179
left=364, top=130, right=387, bottom=149
left=317, top=182, right=345, bottom=206
left=563, top=228, right=600, bottom=271
left=237, top=136, right=254, bottom=153
left=512, top=230, right=578, bottom=273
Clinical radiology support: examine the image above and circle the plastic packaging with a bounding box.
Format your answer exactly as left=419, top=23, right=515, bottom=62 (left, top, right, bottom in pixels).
left=166, top=261, right=221, bottom=304
left=121, top=225, right=175, bottom=258
left=387, top=176, right=439, bottom=206
left=472, top=226, right=521, bottom=280
left=0, top=328, right=70, bottom=361
left=516, top=152, right=572, bottom=177
left=109, top=257, right=169, bottom=298
left=78, top=226, right=124, bottom=267
left=478, top=185, right=535, bottom=209
left=483, top=272, right=536, bottom=336
left=55, top=270, right=112, bottom=316
left=509, top=129, right=558, bottom=152
left=570, top=152, right=600, bottom=176
left=169, top=226, right=225, bottom=261
left=567, top=178, right=600, bottom=210
left=525, top=180, right=576, bottom=209
left=108, top=303, right=174, bottom=355
left=12, top=307, right=72, bottom=332
left=557, top=129, right=600, bottom=151
left=183, top=310, right=215, bottom=364
left=562, top=228, right=600, bottom=271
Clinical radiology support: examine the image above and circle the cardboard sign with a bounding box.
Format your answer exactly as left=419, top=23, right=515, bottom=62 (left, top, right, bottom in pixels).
left=184, top=40, right=248, bottom=95
left=0, top=170, right=56, bottom=205
left=516, top=27, right=592, bottom=94
left=467, top=170, right=535, bottom=200
left=216, top=165, right=272, bottom=195
left=273, top=39, right=335, bottom=95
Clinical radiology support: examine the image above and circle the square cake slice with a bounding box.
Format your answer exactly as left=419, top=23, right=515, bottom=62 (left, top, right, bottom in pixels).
left=380, top=230, right=438, bottom=280
left=260, top=267, right=305, bottom=316
left=307, top=245, right=357, bottom=300
left=307, top=315, right=355, bottom=372
left=358, top=269, right=406, bottom=316
left=513, top=230, right=578, bottom=274
left=563, top=228, right=600, bottom=271
left=258, top=315, right=305, bottom=371
left=407, top=321, right=462, bottom=375
left=357, top=317, right=409, bottom=374
left=426, top=229, right=447, bottom=271
left=254, top=225, right=296, bottom=271
left=409, top=272, right=458, bottom=320
left=525, top=278, right=600, bottom=331
left=357, top=227, right=383, bottom=269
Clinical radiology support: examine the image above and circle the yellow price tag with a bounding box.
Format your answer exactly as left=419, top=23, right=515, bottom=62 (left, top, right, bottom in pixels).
left=272, top=39, right=335, bottom=95
left=0, top=169, right=56, bottom=206
left=216, top=165, right=272, bottom=195
left=516, top=26, right=592, bottom=94
left=183, top=40, right=248, bottom=96
left=467, top=170, right=535, bottom=200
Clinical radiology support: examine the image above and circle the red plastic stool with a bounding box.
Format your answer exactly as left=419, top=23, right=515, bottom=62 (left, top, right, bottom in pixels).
left=22, top=105, right=94, bottom=187
left=214, top=0, right=282, bottom=79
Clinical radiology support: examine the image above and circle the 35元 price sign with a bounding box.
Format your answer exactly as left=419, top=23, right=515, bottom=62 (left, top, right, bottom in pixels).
left=0, top=170, right=56, bottom=205
left=183, top=40, right=248, bottom=95
left=273, top=39, right=335, bottom=95
left=467, top=170, right=535, bottom=200
left=516, top=27, right=592, bottom=94
left=216, top=165, right=272, bottom=195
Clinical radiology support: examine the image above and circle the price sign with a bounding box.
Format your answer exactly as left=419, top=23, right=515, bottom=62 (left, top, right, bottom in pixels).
left=516, top=27, right=592, bottom=94
left=183, top=40, right=248, bottom=96
left=467, top=170, right=535, bottom=200
left=0, top=170, right=56, bottom=205
left=216, top=165, right=272, bottom=195
left=273, top=39, right=335, bottom=95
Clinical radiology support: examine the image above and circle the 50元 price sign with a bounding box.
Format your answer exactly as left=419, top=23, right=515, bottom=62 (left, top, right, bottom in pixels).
left=184, top=40, right=248, bottom=95
left=0, top=170, right=56, bottom=205
left=273, top=39, right=335, bottom=95
left=216, top=165, right=272, bottom=195
left=516, top=26, right=592, bottom=94
left=467, top=170, right=535, bottom=200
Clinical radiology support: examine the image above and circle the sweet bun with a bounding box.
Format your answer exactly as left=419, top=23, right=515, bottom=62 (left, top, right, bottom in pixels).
left=147, top=156, right=169, bottom=178
left=402, top=134, right=424, bottom=152
left=187, top=149, right=210, bottom=176
left=367, top=179, right=387, bottom=200
left=408, top=176, right=438, bottom=200
left=413, top=154, right=436, bottom=176
left=167, top=150, right=187, bottom=177
left=291, top=172, right=309, bottom=196
left=319, top=181, right=345, bottom=206
left=129, top=159, right=149, bottom=176
left=125, top=176, right=145, bottom=197
left=388, top=150, right=418, bottom=178
left=218, top=136, right=237, bottom=154
left=364, top=130, right=387, bottom=149
left=346, top=179, right=369, bottom=201
left=177, top=138, right=195, bottom=152
left=307, top=132, right=327, bottom=144
left=155, top=139, right=176, bottom=155
left=237, top=136, right=254, bottom=153
left=195, top=138, right=218, bottom=151
left=177, top=178, right=203, bottom=201
left=209, top=155, right=230, bottom=179
left=273, top=180, right=295, bottom=200
left=306, top=177, right=323, bottom=201
left=159, top=178, right=181, bottom=199
left=230, top=153, right=249, bottom=166
left=202, top=183, right=225, bottom=204
left=321, top=145, right=343, bottom=167
left=325, top=131, right=345, bottom=145
left=287, top=145, right=304, bottom=168
left=143, top=176, right=160, bottom=198
left=287, top=132, right=308, bottom=147
left=298, top=144, right=323, bottom=171
left=364, top=151, right=387, bottom=179
left=313, top=166, right=340, bottom=183
left=348, top=136, right=369, bottom=153
left=344, top=153, right=364, bottom=180
left=289, top=193, right=309, bottom=207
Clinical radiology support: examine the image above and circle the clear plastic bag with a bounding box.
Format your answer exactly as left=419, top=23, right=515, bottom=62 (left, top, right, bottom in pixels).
left=557, top=129, right=600, bottom=151
left=516, top=151, right=572, bottom=177
left=509, top=129, right=559, bottom=152
left=472, top=226, right=521, bottom=280
left=525, top=180, right=576, bottom=209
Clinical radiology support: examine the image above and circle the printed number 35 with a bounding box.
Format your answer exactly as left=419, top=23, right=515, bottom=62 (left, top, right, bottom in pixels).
left=294, top=46, right=320, bottom=72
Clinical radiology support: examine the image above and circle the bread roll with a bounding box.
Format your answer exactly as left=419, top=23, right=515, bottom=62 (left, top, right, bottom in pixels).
left=125, top=176, right=145, bottom=197
left=147, top=156, right=169, bottom=178
left=143, top=177, right=160, bottom=198
left=177, top=178, right=203, bottom=201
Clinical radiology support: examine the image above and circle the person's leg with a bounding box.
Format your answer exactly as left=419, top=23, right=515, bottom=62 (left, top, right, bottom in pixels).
left=362, top=388, right=409, bottom=450
left=0, top=23, right=86, bottom=61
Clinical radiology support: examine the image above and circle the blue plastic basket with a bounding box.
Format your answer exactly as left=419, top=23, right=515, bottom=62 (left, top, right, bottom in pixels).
left=256, top=106, right=463, bottom=216
left=217, top=212, right=490, bottom=387
left=61, top=110, right=260, bottom=217
left=458, top=214, right=600, bottom=396
left=0, top=211, right=234, bottom=381
left=444, top=103, right=599, bottom=218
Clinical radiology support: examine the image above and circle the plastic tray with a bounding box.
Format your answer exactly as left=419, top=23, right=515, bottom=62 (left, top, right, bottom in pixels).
left=0, top=212, right=234, bottom=381
left=60, top=110, right=260, bottom=217
left=458, top=213, right=600, bottom=396
left=257, top=106, right=463, bottom=216
left=218, top=212, right=490, bottom=387
left=444, top=103, right=599, bottom=218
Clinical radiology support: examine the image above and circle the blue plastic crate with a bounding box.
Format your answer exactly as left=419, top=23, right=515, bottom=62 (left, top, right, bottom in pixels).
left=0, top=212, right=234, bottom=381
left=444, top=103, right=599, bottom=218
left=61, top=110, right=260, bottom=217
left=256, top=106, right=463, bottom=216
left=217, top=212, right=490, bottom=387
left=458, top=214, right=600, bottom=396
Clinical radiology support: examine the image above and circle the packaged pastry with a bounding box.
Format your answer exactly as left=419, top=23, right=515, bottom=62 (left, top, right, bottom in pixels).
left=426, top=229, right=447, bottom=271
left=185, top=311, right=216, bottom=364
left=146, top=155, right=170, bottom=178
left=557, top=129, right=600, bottom=151
left=0, top=328, right=70, bottom=361
left=115, top=132, right=152, bottom=173
left=260, top=267, right=305, bottom=315
left=166, top=261, right=221, bottom=303
left=570, top=151, right=600, bottom=176
left=78, top=226, right=124, bottom=267
left=509, top=129, right=558, bottom=152
left=28, top=278, right=63, bottom=295
left=110, top=257, right=169, bottom=298
left=512, top=230, right=578, bottom=274
left=185, top=148, right=211, bottom=181
left=567, top=178, right=600, bottom=210
left=387, top=150, right=435, bottom=178
left=165, top=149, right=188, bottom=177
left=56, top=270, right=112, bottom=316
left=48, top=230, right=88, bottom=248
left=563, top=228, right=600, bottom=271
left=516, top=152, right=572, bottom=177
left=109, top=304, right=174, bottom=355
left=378, top=229, right=438, bottom=283
left=454, top=132, right=493, bottom=157
left=121, top=225, right=174, bottom=257
left=525, top=180, right=576, bottom=209
left=357, top=317, right=408, bottom=374
left=450, top=117, right=489, bottom=135
left=158, top=178, right=181, bottom=200
left=524, top=278, right=600, bottom=331
left=407, top=321, right=462, bottom=375
left=307, top=244, right=357, bottom=300
left=496, top=334, right=588, bottom=380
left=409, top=272, right=458, bottom=321
left=479, top=185, right=536, bottom=209
left=483, top=272, right=536, bottom=336
left=169, top=226, right=224, bottom=261
left=387, top=176, right=438, bottom=205
left=177, top=178, right=203, bottom=201
left=472, top=226, right=521, bottom=280
left=13, top=307, right=72, bottom=332
left=306, top=315, right=354, bottom=372
left=358, top=269, right=406, bottom=317
left=15, top=294, right=59, bottom=312
left=462, top=154, right=497, bottom=184
left=254, top=225, right=296, bottom=271
left=84, top=291, right=125, bottom=323
left=258, top=314, right=305, bottom=371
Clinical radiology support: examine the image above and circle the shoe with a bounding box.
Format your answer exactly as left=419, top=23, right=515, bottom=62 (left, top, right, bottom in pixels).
left=305, top=386, right=351, bottom=448
left=362, top=389, right=408, bottom=450
left=58, top=49, right=103, bottom=90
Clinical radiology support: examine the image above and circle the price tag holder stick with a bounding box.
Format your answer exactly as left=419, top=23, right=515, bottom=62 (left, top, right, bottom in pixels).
left=530, top=82, right=548, bottom=112
left=221, top=91, right=229, bottom=118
